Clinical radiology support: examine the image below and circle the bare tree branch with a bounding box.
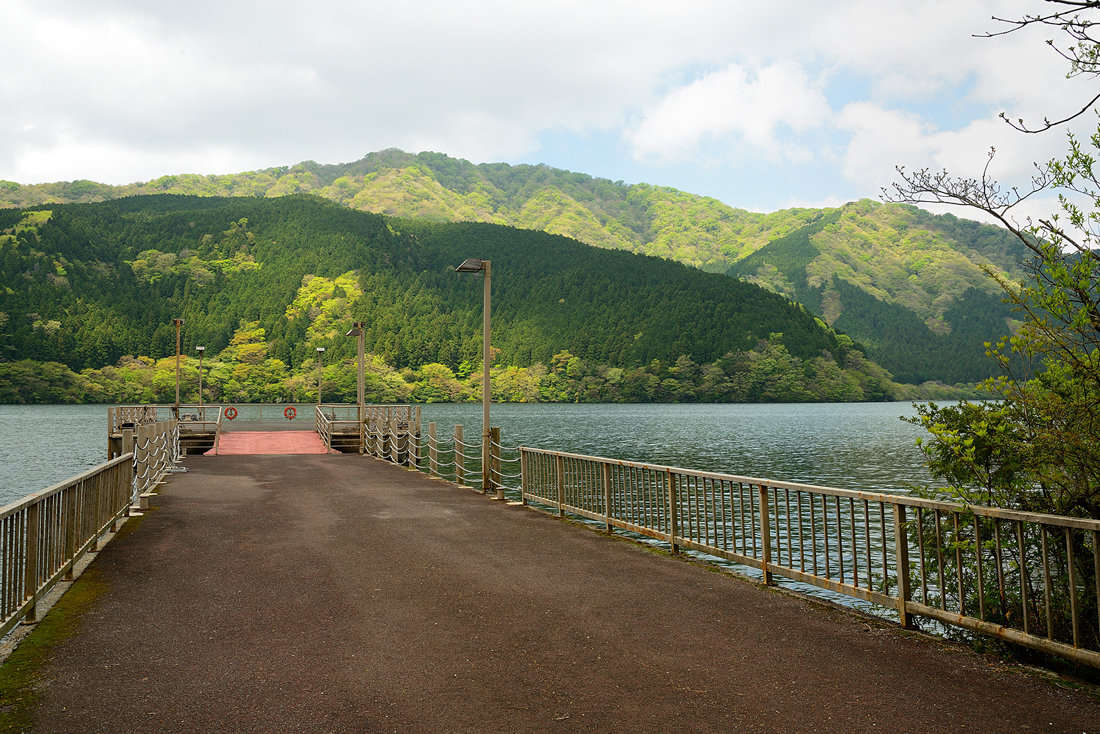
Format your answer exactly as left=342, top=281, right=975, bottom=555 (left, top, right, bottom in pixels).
left=976, top=1, right=1100, bottom=131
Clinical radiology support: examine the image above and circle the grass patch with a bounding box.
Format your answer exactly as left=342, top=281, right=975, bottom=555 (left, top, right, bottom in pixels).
left=0, top=512, right=149, bottom=733
left=0, top=566, right=107, bottom=733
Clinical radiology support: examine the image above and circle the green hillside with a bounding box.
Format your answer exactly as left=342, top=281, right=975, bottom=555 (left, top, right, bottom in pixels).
left=1, top=151, right=1028, bottom=385
left=0, top=150, right=825, bottom=272
left=727, top=201, right=1028, bottom=383
left=0, top=195, right=896, bottom=404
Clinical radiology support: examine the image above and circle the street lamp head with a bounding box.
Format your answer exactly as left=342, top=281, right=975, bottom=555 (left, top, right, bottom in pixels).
left=172, top=318, right=185, bottom=326
left=345, top=327, right=361, bottom=337
left=455, top=257, right=484, bottom=273
left=195, top=346, right=205, bottom=353
left=316, top=347, right=325, bottom=353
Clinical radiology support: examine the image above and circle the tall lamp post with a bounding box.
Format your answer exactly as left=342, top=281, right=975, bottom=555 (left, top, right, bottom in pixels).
left=195, top=346, right=205, bottom=409
left=172, top=318, right=185, bottom=417
left=345, top=322, right=365, bottom=453
left=455, top=258, right=493, bottom=495
left=316, top=347, right=325, bottom=405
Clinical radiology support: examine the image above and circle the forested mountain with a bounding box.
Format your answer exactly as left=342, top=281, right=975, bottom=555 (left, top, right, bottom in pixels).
left=726, top=201, right=1029, bottom=384
left=1, top=150, right=1027, bottom=385
left=0, top=195, right=898, bottom=404
left=0, top=150, right=849, bottom=271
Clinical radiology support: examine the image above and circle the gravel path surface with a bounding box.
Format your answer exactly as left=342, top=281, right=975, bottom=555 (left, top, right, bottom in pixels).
left=28, top=454, right=1100, bottom=733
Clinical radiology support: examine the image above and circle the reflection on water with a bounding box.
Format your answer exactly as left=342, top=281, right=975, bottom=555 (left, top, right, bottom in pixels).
left=418, top=402, right=932, bottom=494
left=0, top=404, right=108, bottom=507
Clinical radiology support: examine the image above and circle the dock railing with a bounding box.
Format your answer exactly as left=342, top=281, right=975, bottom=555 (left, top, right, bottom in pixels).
left=105, top=404, right=1100, bottom=670
left=315, top=404, right=359, bottom=452
left=519, top=446, right=1100, bottom=670
left=128, top=420, right=181, bottom=505
left=0, top=456, right=134, bottom=639
left=401, top=422, right=517, bottom=494
left=0, top=417, right=182, bottom=639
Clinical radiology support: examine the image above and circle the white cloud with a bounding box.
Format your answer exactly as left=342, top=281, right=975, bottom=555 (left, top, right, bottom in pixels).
left=627, top=61, right=831, bottom=165
left=0, top=0, right=1094, bottom=224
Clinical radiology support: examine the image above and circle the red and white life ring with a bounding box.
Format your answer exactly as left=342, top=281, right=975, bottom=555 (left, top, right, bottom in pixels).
left=224, top=406, right=238, bottom=420
left=284, top=406, right=297, bottom=420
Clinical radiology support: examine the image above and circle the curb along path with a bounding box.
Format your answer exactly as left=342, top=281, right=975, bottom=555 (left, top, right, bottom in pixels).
left=27, top=454, right=1100, bottom=733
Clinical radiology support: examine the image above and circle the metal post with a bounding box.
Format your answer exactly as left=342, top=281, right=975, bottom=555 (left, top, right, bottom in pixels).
left=455, top=425, right=464, bottom=486
left=23, top=501, right=39, bottom=624
left=491, top=426, right=502, bottom=500
left=428, top=422, right=437, bottom=477
left=358, top=326, right=365, bottom=453
left=556, top=453, right=565, bottom=517
left=196, top=346, right=205, bottom=408
left=668, top=469, right=679, bottom=555
left=759, top=483, right=773, bottom=585
left=603, top=463, right=613, bottom=533
left=893, top=504, right=915, bottom=628
left=482, top=261, right=491, bottom=493
left=520, top=448, right=529, bottom=507
left=172, top=318, right=184, bottom=417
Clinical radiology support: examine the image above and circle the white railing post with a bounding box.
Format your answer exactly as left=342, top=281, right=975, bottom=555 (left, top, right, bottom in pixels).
left=490, top=427, right=502, bottom=500
left=428, top=423, right=438, bottom=477
left=455, top=425, right=464, bottom=486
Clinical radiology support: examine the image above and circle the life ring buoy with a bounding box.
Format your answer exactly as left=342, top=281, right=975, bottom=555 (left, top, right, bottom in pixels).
left=224, top=406, right=238, bottom=420
left=284, top=406, right=297, bottom=420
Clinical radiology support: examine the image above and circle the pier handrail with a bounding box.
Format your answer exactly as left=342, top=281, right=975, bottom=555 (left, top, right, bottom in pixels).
left=130, top=420, right=181, bottom=503
left=0, top=455, right=135, bottom=639
left=518, top=445, right=1100, bottom=670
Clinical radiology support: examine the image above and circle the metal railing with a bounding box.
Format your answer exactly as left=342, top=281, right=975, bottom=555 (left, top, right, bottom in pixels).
left=0, top=416, right=183, bottom=638
left=0, top=456, right=135, bottom=639
left=315, top=404, right=359, bottom=452
left=519, top=446, right=1100, bottom=670
left=128, top=421, right=182, bottom=503
left=315, top=405, right=422, bottom=454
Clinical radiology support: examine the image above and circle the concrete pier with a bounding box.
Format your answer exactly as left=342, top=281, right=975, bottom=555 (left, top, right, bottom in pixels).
left=23, top=453, right=1100, bottom=733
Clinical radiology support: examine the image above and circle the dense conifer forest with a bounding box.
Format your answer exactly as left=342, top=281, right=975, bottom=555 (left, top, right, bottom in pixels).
left=0, top=195, right=903, bottom=404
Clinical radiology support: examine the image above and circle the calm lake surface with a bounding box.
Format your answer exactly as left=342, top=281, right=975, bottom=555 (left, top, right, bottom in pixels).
left=0, top=402, right=933, bottom=507
left=0, top=401, right=939, bottom=617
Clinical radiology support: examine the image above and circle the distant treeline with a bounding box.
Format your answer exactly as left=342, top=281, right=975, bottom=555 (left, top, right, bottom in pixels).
left=0, top=330, right=899, bottom=405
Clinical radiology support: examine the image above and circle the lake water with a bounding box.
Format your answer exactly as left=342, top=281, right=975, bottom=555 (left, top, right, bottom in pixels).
left=0, top=401, right=938, bottom=618
left=418, top=401, right=932, bottom=493
left=0, top=402, right=932, bottom=507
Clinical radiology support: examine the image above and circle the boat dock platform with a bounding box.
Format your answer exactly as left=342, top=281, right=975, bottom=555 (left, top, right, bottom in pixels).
left=16, top=447, right=1100, bottom=733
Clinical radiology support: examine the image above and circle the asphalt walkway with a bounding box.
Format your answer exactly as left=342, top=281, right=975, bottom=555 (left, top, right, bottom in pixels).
left=27, top=453, right=1100, bottom=733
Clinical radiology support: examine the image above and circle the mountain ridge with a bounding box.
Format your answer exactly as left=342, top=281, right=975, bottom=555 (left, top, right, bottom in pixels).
left=1, top=151, right=1027, bottom=383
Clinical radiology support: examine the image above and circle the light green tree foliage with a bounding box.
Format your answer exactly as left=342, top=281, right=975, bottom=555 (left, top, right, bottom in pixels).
left=286, top=272, right=363, bottom=342
left=890, top=2, right=1100, bottom=520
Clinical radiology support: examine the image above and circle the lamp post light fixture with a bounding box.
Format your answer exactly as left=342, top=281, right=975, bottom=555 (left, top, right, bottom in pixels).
left=172, top=318, right=185, bottom=417
left=195, top=346, right=205, bottom=408
left=454, top=257, right=495, bottom=496
left=316, top=347, right=325, bottom=405
left=345, top=322, right=365, bottom=452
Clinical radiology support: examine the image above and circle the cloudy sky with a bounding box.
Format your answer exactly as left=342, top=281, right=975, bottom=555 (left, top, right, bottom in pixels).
left=1, top=0, right=1092, bottom=219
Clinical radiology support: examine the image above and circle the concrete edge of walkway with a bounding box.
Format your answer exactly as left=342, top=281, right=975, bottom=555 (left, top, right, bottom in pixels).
left=0, top=508, right=146, bottom=667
